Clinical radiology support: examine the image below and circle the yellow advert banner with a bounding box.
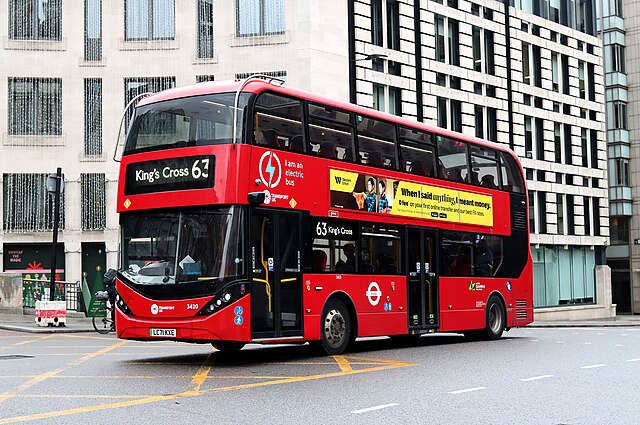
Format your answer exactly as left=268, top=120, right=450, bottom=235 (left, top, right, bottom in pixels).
left=330, top=169, right=359, bottom=192
left=392, top=181, right=493, bottom=226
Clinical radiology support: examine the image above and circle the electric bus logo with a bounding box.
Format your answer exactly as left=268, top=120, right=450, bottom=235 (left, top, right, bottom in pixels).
left=259, top=151, right=282, bottom=189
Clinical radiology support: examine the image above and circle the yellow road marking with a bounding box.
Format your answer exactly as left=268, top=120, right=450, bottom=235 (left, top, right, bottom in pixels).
left=0, top=356, right=415, bottom=424
left=0, top=375, right=299, bottom=380
left=70, top=340, right=129, bottom=366
left=17, top=394, right=153, bottom=399
left=333, top=355, right=353, bottom=372
left=13, top=335, right=54, bottom=346
left=188, top=352, right=214, bottom=392
left=17, top=369, right=65, bottom=391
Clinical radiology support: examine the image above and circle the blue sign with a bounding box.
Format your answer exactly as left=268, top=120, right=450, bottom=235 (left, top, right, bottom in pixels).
left=506, top=281, right=512, bottom=292
left=234, top=315, right=244, bottom=326
left=234, top=306, right=244, bottom=316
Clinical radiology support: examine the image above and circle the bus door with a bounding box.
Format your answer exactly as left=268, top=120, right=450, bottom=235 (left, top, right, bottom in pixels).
left=406, top=228, right=439, bottom=329
left=250, top=208, right=304, bottom=339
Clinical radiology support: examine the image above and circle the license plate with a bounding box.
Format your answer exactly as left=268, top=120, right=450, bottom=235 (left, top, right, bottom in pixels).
left=149, top=328, right=176, bottom=337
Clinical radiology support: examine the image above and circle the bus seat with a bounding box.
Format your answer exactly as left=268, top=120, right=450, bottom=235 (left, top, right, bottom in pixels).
left=290, top=135, right=304, bottom=152
left=312, top=250, right=327, bottom=272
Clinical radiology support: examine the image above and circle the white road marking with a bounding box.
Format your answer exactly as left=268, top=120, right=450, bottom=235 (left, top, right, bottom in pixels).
left=556, top=341, right=565, bottom=344
left=616, top=344, right=623, bottom=347
left=529, top=339, right=539, bottom=342
left=583, top=342, right=592, bottom=345
left=580, top=364, right=606, bottom=369
left=597, top=333, right=604, bottom=336
left=448, top=387, right=486, bottom=394
left=621, top=334, right=628, bottom=337
left=521, top=375, right=553, bottom=382
left=627, top=358, right=640, bottom=362
left=352, top=403, right=399, bottom=414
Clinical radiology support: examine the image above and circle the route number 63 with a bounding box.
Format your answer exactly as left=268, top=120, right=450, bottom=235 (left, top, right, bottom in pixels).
left=316, top=221, right=327, bottom=236
left=191, top=158, right=210, bottom=179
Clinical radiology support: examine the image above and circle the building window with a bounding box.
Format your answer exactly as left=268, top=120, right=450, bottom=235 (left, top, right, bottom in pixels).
left=475, top=105, right=484, bottom=138
left=81, top=174, right=106, bottom=231
left=437, top=96, right=447, bottom=129
left=611, top=101, right=628, bottom=130
left=3, top=173, right=65, bottom=232
left=590, top=129, right=598, bottom=168
left=549, top=0, right=560, bottom=22
left=552, top=53, right=559, bottom=92
left=554, top=123, right=561, bottom=163
left=236, top=0, right=285, bottom=37
left=610, top=158, right=630, bottom=186
left=389, top=86, right=402, bottom=116
left=566, top=195, right=575, bottom=235
left=557, top=194, right=565, bottom=235
left=535, top=118, right=544, bottom=160
left=610, top=217, right=629, bottom=244
left=8, top=78, right=62, bottom=136
left=235, top=70, right=286, bottom=82
left=484, top=30, right=494, bottom=75
left=587, top=63, right=595, bottom=101
left=528, top=191, right=535, bottom=233
left=448, top=19, right=460, bottom=66
left=581, top=128, right=588, bottom=167
left=610, top=0, right=623, bottom=18
left=578, top=60, right=585, bottom=98
left=564, top=124, right=572, bottom=165
left=538, top=192, right=547, bottom=234
left=84, top=79, right=102, bottom=156
left=532, top=45, right=542, bottom=87
left=584, top=197, right=591, bottom=236
left=435, top=15, right=445, bottom=62
left=9, top=0, right=61, bottom=41
left=561, top=54, right=570, bottom=95
left=609, top=44, right=625, bottom=73
left=593, top=198, right=600, bottom=236
left=451, top=100, right=462, bottom=133
left=125, top=0, right=175, bottom=41
left=85, top=0, right=102, bottom=61
left=473, top=26, right=481, bottom=72
left=196, top=75, right=215, bottom=83
left=525, top=116, right=532, bottom=157
left=487, top=108, right=497, bottom=142
left=197, top=0, right=215, bottom=58
left=522, top=42, right=531, bottom=84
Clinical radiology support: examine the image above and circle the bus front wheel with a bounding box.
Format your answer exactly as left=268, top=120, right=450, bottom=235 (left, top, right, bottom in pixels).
left=212, top=341, right=245, bottom=352
left=320, top=299, right=352, bottom=355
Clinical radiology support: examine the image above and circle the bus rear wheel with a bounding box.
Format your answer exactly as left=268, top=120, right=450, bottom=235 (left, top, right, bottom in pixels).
left=212, top=341, right=245, bottom=352
left=483, top=296, right=506, bottom=340
left=320, top=299, right=352, bottom=355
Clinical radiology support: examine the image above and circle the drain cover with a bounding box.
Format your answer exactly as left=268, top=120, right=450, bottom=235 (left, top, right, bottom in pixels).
left=0, top=355, right=34, bottom=360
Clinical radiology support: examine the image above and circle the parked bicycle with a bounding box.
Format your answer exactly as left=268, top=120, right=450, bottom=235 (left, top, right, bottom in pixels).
left=92, top=268, right=117, bottom=334
left=92, top=290, right=115, bottom=334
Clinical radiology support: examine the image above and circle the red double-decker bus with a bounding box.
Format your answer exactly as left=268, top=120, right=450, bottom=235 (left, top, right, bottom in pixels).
left=115, top=76, right=532, bottom=354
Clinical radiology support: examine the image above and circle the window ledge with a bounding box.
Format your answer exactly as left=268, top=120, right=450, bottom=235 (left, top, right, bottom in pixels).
left=231, top=31, right=290, bottom=47
left=3, top=134, right=65, bottom=146
left=79, top=58, right=107, bottom=67
left=192, top=55, right=219, bottom=65
left=119, top=38, right=180, bottom=51
left=78, top=153, right=107, bottom=162
left=4, top=37, right=66, bottom=51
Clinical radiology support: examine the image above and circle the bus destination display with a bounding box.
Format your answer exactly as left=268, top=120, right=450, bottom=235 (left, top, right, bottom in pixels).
left=125, top=155, right=215, bottom=195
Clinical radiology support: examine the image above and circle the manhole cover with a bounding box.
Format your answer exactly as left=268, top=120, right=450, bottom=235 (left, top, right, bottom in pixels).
left=0, top=355, right=34, bottom=360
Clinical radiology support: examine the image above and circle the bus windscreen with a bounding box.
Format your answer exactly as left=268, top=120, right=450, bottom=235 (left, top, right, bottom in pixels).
left=123, top=92, right=250, bottom=155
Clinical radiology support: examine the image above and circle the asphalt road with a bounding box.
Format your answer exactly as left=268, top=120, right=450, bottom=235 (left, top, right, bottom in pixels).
left=1, top=327, right=639, bottom=424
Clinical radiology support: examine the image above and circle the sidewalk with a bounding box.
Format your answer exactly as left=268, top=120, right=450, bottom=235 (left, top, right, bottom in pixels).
left=0, top=311, right=95, bottom=333
left=1, top=310, right=639, bottom=334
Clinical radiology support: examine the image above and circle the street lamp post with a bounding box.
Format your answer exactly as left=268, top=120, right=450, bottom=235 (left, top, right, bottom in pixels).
left=46, top=168, right=64, bottom=302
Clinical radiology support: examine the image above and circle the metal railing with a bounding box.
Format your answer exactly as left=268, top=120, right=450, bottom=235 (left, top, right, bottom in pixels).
left=22, top=279, right=82, bottom=311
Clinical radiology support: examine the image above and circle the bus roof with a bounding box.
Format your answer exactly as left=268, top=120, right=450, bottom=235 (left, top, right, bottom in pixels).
left=136, top=79, right=516, bottom=158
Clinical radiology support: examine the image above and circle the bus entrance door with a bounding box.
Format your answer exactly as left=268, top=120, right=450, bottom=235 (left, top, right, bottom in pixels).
left=250, top=209, right=304, bottom=339
left=406, top=228, right=439, bottom=330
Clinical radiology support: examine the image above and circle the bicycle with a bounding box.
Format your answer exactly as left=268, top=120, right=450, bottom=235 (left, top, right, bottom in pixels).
left=92, top=290, right=115, bottom=334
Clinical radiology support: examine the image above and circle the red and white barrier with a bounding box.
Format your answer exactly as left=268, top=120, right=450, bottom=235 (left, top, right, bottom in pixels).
left=35, top=300, right=67, bottom=327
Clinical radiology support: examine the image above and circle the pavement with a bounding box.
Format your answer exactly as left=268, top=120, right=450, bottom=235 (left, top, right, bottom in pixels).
left=1, top=310, right=639, bottom=334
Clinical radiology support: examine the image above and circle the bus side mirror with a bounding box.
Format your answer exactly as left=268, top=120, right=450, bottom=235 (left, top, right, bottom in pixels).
left=248, top=192, right=266, bottom=205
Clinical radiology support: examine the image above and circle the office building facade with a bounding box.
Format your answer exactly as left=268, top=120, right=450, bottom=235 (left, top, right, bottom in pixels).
left=0, top=0, right=614, bottom=319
